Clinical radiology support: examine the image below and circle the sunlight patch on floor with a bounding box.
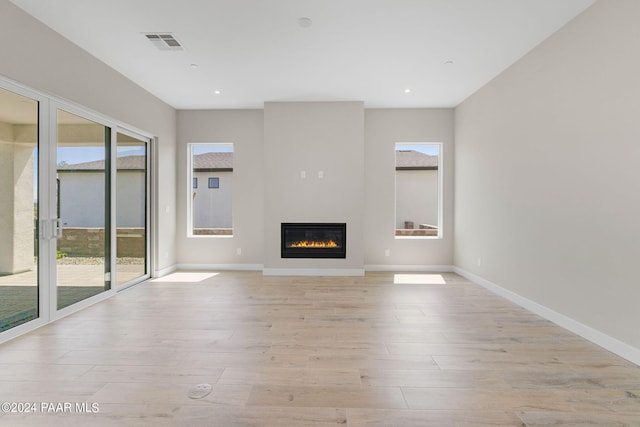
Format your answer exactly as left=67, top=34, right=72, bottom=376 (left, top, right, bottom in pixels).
left=393, top=273, right=446, bottom=285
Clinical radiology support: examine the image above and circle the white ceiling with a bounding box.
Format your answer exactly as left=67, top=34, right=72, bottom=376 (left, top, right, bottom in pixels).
left=9, top=0, right=595, bottom=110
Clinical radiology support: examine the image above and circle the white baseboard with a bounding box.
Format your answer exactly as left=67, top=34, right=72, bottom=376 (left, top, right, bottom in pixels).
left=176, top=263, right=263, bottom=271
left=177, top=265, right=452, bottom=275
left=262, top=268, right=365, bottom=276
left=453, top=267, right=640, bottom=367
left=154, top=263, right=177, bottom=278
left=365, top=264, right=454, bottom=273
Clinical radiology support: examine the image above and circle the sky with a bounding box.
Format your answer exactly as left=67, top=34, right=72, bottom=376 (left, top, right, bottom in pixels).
left=192, top=143, right=233, bottom=155
left=396, top=143, right=439, bottom=155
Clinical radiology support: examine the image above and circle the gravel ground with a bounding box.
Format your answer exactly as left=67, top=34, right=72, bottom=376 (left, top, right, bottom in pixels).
left=57, top=257, right=145, bottom=265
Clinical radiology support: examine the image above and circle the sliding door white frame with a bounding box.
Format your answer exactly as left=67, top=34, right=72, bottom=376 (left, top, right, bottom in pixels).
left=0, top=74, right=156, bottom=343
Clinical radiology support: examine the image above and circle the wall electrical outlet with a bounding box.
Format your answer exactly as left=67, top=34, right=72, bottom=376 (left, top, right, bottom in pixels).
left=385, top=249, right=390, bottom=257
left=237, top=248, right=242, bottom=255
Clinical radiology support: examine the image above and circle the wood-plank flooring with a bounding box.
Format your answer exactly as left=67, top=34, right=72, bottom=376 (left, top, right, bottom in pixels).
left=0, top=271, right=639, bottom=426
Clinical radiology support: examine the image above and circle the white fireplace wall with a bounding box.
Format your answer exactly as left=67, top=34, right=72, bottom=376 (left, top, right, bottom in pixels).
left=176, top=106, right=454, bottom=271
left=263, top=102, right=365, bottom=274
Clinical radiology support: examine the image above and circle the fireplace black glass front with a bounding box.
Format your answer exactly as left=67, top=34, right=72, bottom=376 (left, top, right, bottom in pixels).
left=281, top=223, right=346, bottom=259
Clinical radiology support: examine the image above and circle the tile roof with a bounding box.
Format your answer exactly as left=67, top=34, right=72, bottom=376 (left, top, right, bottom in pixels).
left=57, top=155, right=145, bottom=170
left=193, top=152, right=233, bottom=170
left=395, top=150, right=438, bottom=169
left=116, top=155, right=146, bottom=169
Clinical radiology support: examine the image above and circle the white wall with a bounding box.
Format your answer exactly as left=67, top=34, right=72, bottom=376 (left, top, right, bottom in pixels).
left=192, top=170, right=233, bottom=229
left=455, top=0, right=640, bottom=350
left=59, top=171, right=145, bottom=228
left=116, top=171, right=146, bottom=228
left=264, top=102, right=365, bottom=274
left=365, top=109, right=454, bottom=267
left=177, top=106, right=453, bottom=271
left=0, top=1, right=176, bottom=273
left=176, top=110, right=264, bottom=266
left=59, top=173, right=104, bottom=227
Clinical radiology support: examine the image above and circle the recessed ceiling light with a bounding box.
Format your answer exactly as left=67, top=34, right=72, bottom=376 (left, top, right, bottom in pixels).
left=404, top=88, right=412, bottom=94
left=297, top=17, right=313, bottom=28
left=214, top=90, right=221, bottom=95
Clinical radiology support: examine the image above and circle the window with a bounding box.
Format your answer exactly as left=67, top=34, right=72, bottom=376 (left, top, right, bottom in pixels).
left=116, top=131, right=150, bottom=288
left=188, top=143, right=233, bottom=236
left=56, top=109, right=111, bottom=309
left=395, top=143, right=442, bottom=238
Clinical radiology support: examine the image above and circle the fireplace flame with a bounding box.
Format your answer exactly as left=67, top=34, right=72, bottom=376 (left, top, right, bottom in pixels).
left=290, top=240, right=338, bottom=248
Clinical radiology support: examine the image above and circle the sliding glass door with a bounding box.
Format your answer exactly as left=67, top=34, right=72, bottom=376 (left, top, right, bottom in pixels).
left=0, top=78, right=153, bottom=340
left=116, top=131, right=149, bottom=287
left=0, top=86, right=40, bottom=332
left=55, top=109, right=111, bottom=309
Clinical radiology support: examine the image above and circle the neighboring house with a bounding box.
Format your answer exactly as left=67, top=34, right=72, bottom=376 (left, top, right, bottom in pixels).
left=192, top=152, right=233, bottom=230
left=395, top=150, right=438, bottom=230
left=58, top=152, right=233, bottom=229
left=57, top=155, right=146, bottom=228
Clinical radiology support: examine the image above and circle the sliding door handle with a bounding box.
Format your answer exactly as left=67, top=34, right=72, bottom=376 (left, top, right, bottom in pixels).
left=54, top=218, right=63, bottom=239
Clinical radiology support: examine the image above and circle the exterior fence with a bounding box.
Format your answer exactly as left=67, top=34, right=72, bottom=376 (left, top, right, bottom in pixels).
left=56, top=228, right=144, bottom=257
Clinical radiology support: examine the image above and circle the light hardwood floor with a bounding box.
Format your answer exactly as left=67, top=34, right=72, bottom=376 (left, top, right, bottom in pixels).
left=0, top=271, right=639, bottom=426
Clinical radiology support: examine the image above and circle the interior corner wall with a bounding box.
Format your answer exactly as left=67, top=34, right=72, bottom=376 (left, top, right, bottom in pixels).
left=176, top=110, right=265, bottom=266
left=263, top=102, right=365, bottom=273
left=364, top=109, right=454, bottom=267
left=0, top=1, right=177, bottom=273
left=454, top=0, right=640, bottom=350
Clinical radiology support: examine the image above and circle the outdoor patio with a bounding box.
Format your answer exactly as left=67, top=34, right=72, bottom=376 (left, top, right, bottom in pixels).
left=0, top=258, right=145, bottom=332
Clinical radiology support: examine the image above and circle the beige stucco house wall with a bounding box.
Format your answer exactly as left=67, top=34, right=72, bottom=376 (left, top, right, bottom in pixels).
left=0, top=121, right=36, bottom=274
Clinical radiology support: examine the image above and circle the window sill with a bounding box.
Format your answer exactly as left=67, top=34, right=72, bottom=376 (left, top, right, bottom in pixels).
left=395, top=235, right=441, bottom=240
left=189, top=228, right=233, bottom=238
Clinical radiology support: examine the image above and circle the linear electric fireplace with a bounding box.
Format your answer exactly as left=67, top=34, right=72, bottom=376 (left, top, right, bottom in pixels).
left=281, top=223, right=346, bottom=259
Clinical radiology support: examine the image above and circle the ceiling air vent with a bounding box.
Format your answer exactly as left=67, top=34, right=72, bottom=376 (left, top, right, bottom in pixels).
left=144, top=33, right=184, bottom=51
